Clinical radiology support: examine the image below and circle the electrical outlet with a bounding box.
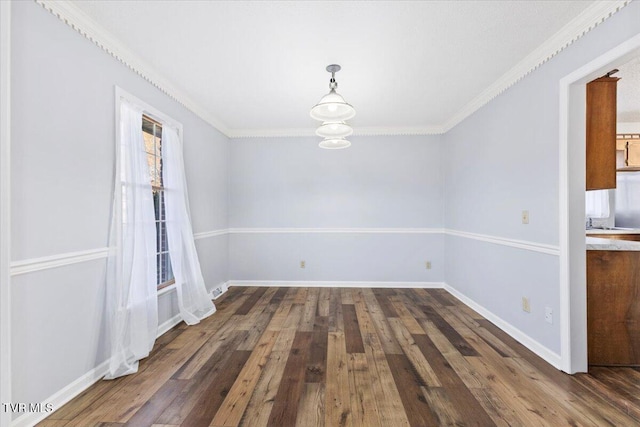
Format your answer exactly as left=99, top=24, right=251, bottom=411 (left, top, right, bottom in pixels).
left=522, top=210, right=529, bottom=224
left=300, top=260, right=305, bottom=269
left=425, top=261, right=431, bottom=269
left=522, top=297, right=531, bottom=313
left=545, top=307, right=553, bottom=324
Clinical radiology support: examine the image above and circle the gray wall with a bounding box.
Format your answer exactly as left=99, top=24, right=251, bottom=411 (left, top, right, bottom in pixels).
left=443, top=0, right=640, bottom=354
left=10, top=1, right=229, bottom=409
left=228, top=135, right=445, bottom=283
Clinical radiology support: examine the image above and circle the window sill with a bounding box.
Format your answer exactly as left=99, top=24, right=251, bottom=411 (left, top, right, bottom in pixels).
left=157, top=283, right=176, bottom=297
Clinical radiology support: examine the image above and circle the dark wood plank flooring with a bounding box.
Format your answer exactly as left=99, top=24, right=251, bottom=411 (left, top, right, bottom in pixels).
left=40, top=287, right=640, bottom=426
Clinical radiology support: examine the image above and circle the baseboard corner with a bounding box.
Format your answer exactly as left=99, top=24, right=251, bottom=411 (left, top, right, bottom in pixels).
left=443, top=282, right=562, bottom=369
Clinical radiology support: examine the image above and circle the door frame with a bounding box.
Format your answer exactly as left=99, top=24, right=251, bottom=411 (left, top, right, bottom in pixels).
left=559, top=32, right=640, bottom=373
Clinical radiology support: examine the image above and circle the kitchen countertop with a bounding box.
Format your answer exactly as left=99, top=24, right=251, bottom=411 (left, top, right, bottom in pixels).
left=586, top=236, right=640, bottom=251
left=586, top=228, right=640, bottom=235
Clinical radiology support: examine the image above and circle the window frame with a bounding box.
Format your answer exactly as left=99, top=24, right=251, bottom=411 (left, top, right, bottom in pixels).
left=115, top=87, right=183, bottom=295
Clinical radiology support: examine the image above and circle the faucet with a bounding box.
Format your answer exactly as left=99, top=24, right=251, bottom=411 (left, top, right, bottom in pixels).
left=586, top=217, right=593, bottom=229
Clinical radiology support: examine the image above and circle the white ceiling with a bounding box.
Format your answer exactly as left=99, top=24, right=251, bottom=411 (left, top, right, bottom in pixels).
left=64, top=0, right=629, bottom=136
left=617, top=56, right=640, bottom=123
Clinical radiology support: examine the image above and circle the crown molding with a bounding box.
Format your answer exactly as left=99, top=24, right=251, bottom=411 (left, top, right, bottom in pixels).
left=36, top=0, right=631, bottom=139
left=35, top=0, right=232, bottom=137
left=227, top=125, right=446, bottom=139
left=353, top=126, right=444, bottom=137
left=227, top=128, right=316, bottom=139
left=440, top=0, right=632, bottom=133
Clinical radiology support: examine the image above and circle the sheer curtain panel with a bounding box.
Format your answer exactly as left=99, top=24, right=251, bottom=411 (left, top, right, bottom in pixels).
left=104, top=101, right=159, bottom=379
left=162, top=125, right=216, bottom=324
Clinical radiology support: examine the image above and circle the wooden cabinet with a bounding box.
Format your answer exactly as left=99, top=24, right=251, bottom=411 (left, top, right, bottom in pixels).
left=617, top=134, right=640, bottom=170
left=587, top=250, right=640, bottom=366
left=586, top=76, right=620, bottom=190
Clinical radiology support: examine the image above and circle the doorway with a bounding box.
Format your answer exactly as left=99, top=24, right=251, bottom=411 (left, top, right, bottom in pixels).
left=560, top=33, right=640, bottom=373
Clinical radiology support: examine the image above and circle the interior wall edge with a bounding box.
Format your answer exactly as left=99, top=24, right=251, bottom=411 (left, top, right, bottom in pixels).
left=0, top=0, right=11, bottom=425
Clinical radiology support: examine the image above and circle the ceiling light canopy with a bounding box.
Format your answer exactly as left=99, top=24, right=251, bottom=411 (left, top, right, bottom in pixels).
left=311, top=64, right=355, bottom=149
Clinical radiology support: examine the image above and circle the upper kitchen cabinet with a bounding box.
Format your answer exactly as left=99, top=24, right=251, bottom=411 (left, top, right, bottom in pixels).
left=586, top=75, right=620, bottom=190
left=617, top=134, right=640, bottom=170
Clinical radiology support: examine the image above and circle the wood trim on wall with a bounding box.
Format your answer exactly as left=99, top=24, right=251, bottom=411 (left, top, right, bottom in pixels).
left=193, top=229, right=228, bottom=240
left=9, top=248, right=109, bottom=276
left=7, top=227, right=561, bottom=278
left=444, top=229, right=560, bottom=256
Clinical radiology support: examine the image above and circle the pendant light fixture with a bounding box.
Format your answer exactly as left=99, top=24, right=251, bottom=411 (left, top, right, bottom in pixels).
left=319, top=137, right=351, bottom=149
left=311, top=64, right=355, bottom=149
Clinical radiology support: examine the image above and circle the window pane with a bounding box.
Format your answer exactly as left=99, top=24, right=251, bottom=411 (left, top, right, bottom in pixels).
left=166, top=256, right=173, bottom=282
left=143, top=115, right=169, bottom=288
left=143, top=130, right=155, bottom=155
left=160, top=223, right=170, bottom=252
left=159, top=252, right=173, bottom=284
left=156, top=254, right=161, bottom=285
left=155, top=221, right=161, bottom=253
left=159, top=190, right=166, bottom=220
left=153, top=190, right=160, bottom=220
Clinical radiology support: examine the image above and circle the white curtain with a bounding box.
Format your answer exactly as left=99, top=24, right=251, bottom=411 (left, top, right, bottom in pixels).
left=162, top=125, right=216, bottom=324
left=585, top=189, right=610, bottom=218
left=104, top=101, right=158, bottom=379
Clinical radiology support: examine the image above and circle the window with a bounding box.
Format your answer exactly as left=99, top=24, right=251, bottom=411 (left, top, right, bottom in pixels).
left=142, top=115, right=174, bottom=289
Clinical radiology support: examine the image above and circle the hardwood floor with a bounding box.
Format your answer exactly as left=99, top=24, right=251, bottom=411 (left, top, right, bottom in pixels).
left=40, top=287, right=640, bottom=426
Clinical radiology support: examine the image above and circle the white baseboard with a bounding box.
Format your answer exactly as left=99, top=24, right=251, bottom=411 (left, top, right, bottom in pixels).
left=444, top=283, right=562, bottom=369
left=157, top=313, right=182, bottom=337
left=228, top=280, right=445, bottom=289
left=10, top=312, right=186, bottom=427
left=10, top=359, right=110, bottom=427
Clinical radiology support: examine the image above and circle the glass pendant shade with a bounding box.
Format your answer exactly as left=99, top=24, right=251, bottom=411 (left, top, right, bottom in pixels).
left=310, top=89, right=356, bottom=122
left=316, top=121, right=353, bottom=138
left=319, top=137, right=351, bottom=149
